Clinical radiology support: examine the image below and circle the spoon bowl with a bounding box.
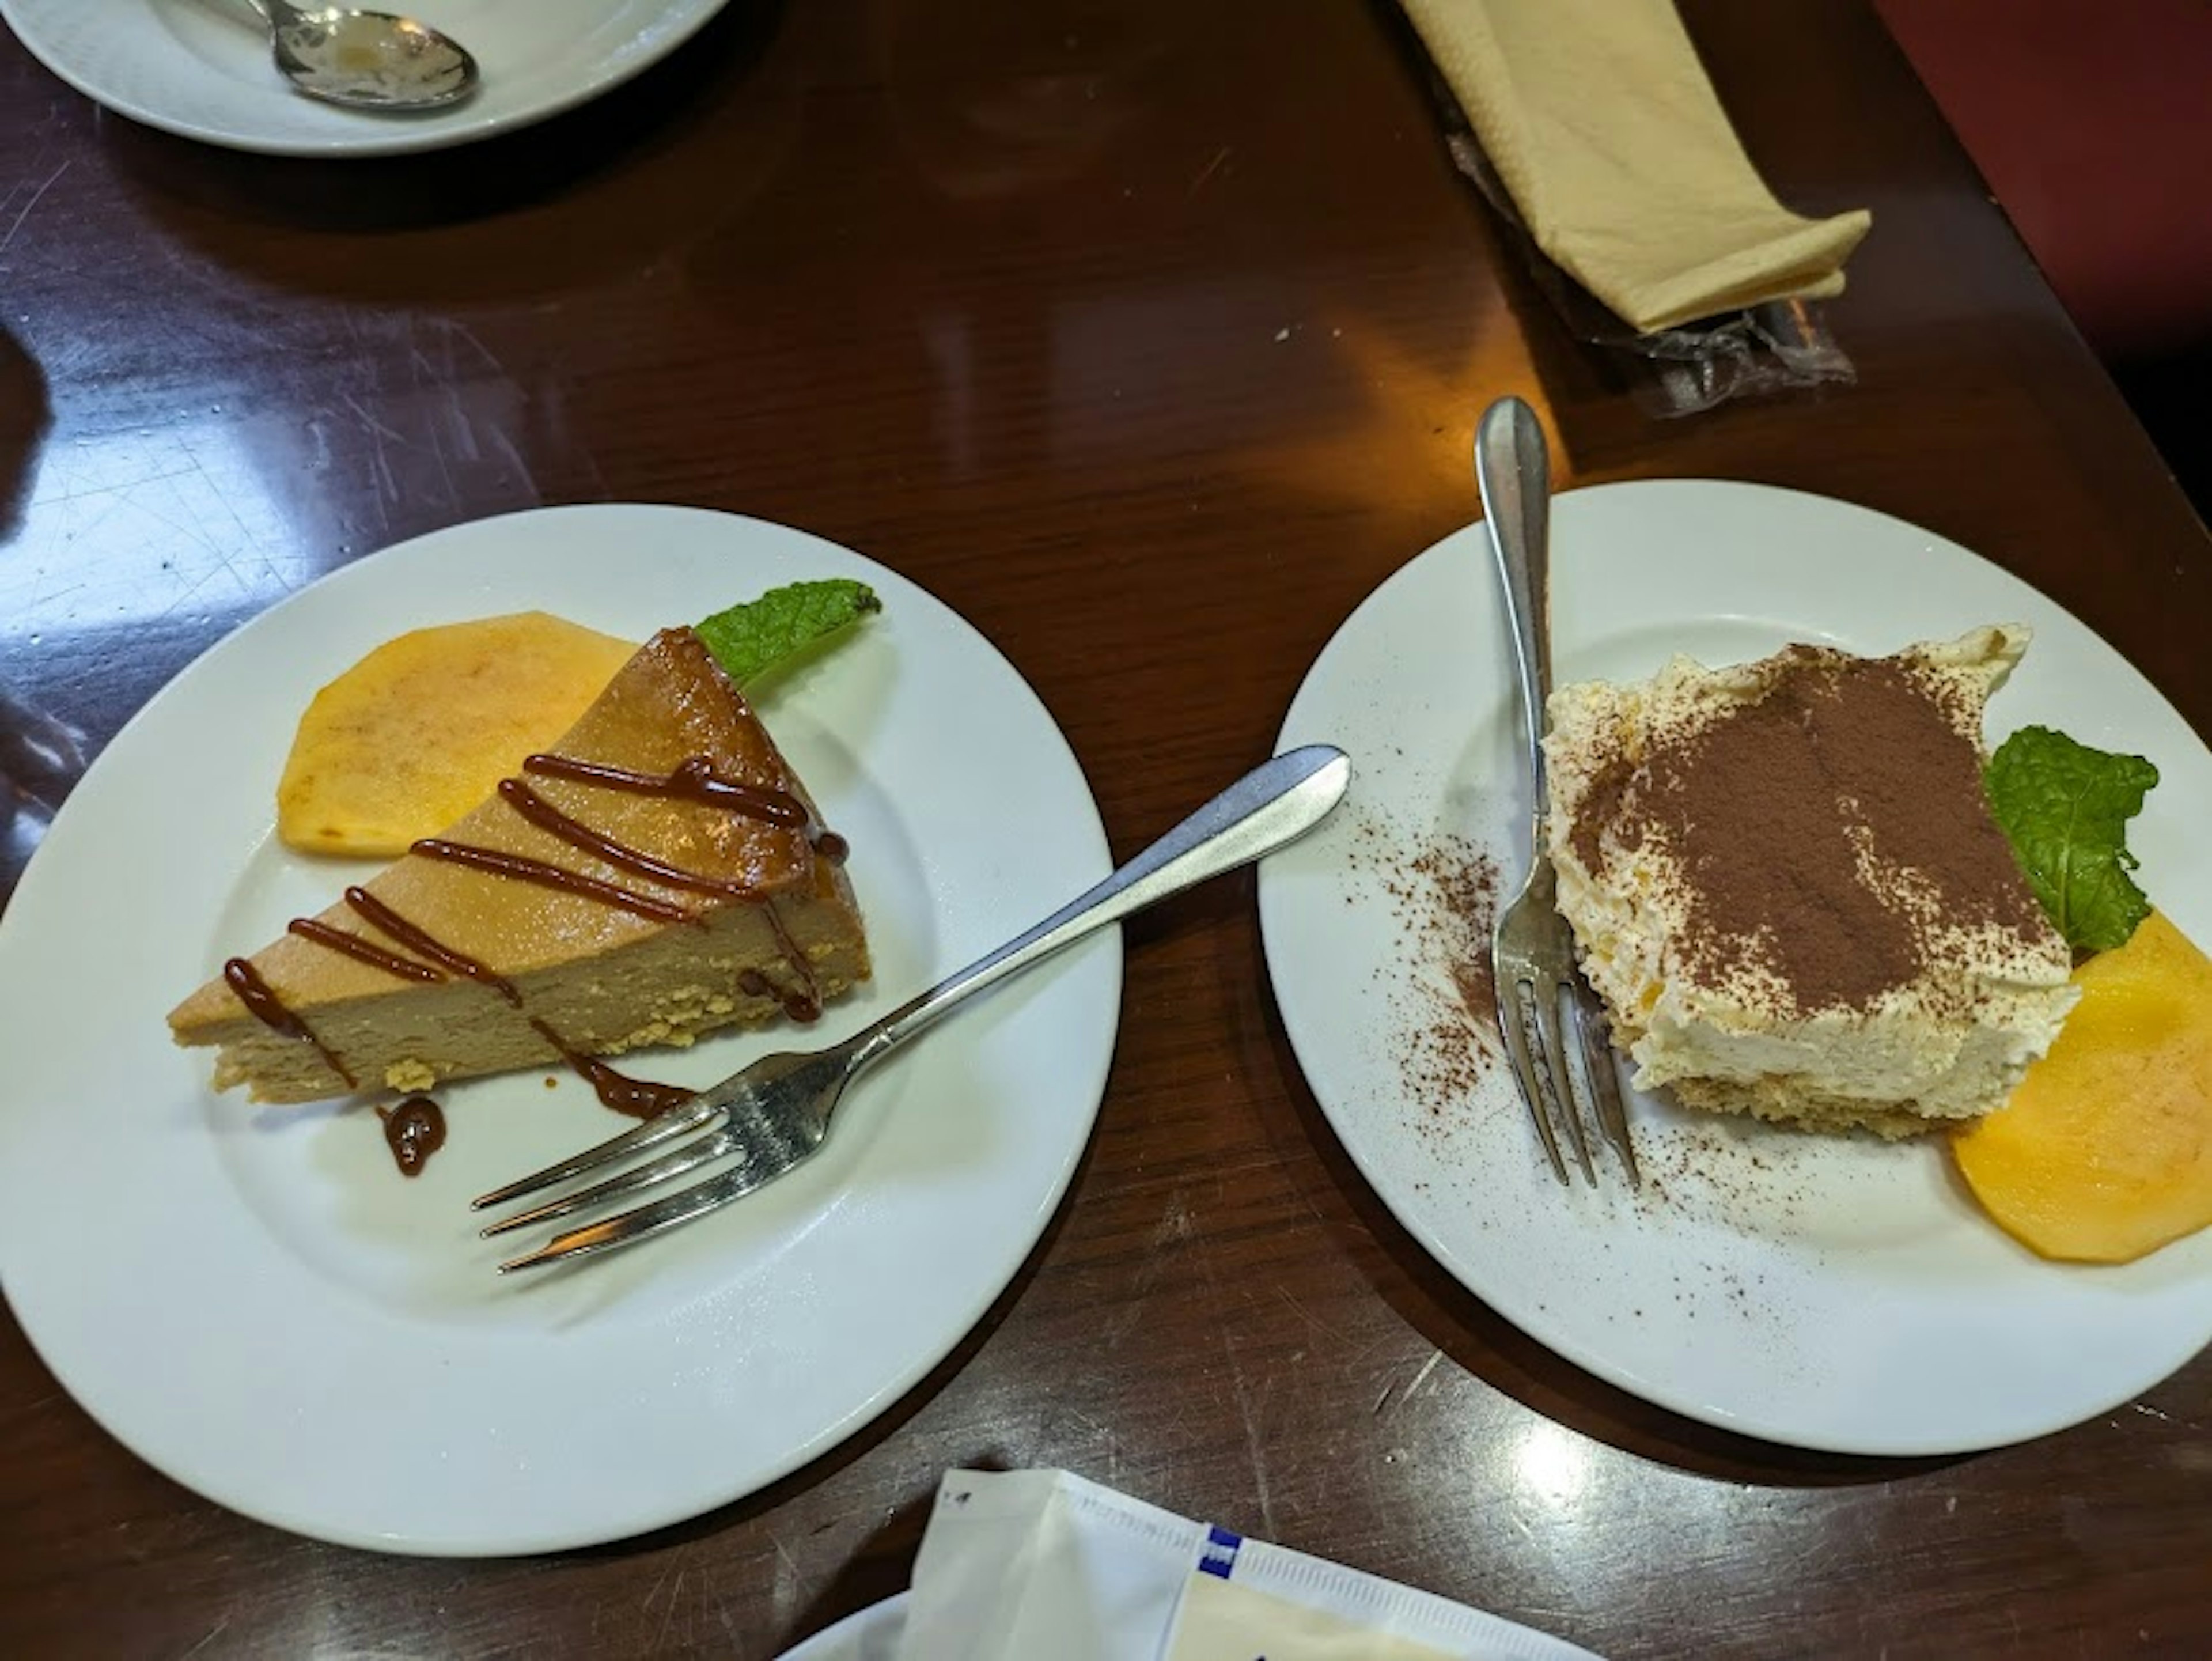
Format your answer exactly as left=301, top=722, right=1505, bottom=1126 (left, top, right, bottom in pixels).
left=245, top=0, right=479, bottom=111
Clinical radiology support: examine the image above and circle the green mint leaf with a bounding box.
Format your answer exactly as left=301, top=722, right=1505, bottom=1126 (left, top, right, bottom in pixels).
left=695, top=579, right=881, bottom=686
left=1985, top=725, right=2158, bottom=954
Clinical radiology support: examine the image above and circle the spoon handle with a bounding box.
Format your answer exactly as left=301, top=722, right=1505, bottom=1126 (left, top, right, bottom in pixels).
left=850, top=746, right=1352, bottom=1066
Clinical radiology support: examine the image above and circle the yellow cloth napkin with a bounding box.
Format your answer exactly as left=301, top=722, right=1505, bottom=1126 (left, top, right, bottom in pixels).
left=1400, top=0, right=1872, bottom=333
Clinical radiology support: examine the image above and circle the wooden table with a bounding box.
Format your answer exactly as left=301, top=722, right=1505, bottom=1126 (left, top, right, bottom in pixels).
left=3, top=2, right=2206, bottom=1655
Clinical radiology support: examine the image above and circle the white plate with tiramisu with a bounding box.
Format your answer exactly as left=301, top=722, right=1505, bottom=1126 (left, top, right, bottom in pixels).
left=0, top=504, right=1119, bottom=1553
left=1260, top=479, right=2212, bottom=1456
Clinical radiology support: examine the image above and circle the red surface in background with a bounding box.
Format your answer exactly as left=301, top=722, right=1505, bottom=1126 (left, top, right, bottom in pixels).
left=1877, top=0, right=2212, bottom=360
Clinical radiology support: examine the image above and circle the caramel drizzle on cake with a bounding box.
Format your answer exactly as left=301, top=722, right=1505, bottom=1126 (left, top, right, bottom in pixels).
left=221, top=752, right=844, bottom=1114
left=521, top=752, right=813, bottom=827
left=495, top=777, right=774, bottom=898
left=339, top=884, right=527, bottom=1005
left=223, top=959, right=356, bottom=1089
left=752, top=905, right=823, bottom=1023
left=408, top=840, right=695, bottom=923
left=287, top=917, right=448, bottom=981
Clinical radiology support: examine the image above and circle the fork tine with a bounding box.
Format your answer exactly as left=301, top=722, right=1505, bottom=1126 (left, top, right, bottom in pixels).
left=496, top=1155, right=778, bottom=1274
left=1533, top=977, right=1596, bottom=1182
left=471, top=1096, right=720, bottom=1212
left=1497, top=973, right=1569, bottom=1185
left=1570, top=986, right=1639, bottom=1188
left=479, top=1127, right=738, bottom=1238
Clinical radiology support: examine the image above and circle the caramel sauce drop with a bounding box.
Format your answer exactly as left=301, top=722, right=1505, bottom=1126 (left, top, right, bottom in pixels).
left=528, top=1019, right=696, bottom=1119
left=377, top=1096, right=447, bottom=1176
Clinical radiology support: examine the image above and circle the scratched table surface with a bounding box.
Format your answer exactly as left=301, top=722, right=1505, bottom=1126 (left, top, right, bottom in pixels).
left=2, top=2, right=2208, bottom=1656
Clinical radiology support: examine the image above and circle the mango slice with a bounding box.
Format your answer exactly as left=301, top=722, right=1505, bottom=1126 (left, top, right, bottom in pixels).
left=1953, top=910, right=2212, bottom=1263
left=276, top=612, right=637, bottom=857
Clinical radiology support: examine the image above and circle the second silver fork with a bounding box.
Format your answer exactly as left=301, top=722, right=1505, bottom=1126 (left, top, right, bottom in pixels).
left=475, top=744, right=1353, bottom=1270
left=1476, top=396, right=1639, bottom=1188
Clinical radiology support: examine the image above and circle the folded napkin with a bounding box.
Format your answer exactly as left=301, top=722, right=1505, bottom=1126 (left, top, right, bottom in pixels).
left=896, top=1468, right=1601, bottom=1660
left=1399, top=0, right=1871, bottom=333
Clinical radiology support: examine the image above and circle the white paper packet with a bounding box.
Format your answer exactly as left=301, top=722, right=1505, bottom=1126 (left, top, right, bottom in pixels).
left=898, top=1469, right=1203, bottom=1661
left=895, top=1469, right=1601, bottom=1661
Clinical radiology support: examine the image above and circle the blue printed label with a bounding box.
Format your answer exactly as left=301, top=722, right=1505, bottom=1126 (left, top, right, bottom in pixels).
left=1198, top=1524, right=1243, bottom=1580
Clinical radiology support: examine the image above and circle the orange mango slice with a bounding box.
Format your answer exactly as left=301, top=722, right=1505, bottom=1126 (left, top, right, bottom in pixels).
left=276, top=612, right=636, bottom=858
left=1953, top=910, right=2212, bottom=1263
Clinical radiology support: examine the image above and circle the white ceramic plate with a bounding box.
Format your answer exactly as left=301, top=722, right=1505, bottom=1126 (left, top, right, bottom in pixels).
left=1, top=0, right=729, bottom=157
left=0, top=504, right=1119, bottom=1553
left=777, top=1594, right=908, bottom=1660
left=1260, top=480, right=2212, bottom=1457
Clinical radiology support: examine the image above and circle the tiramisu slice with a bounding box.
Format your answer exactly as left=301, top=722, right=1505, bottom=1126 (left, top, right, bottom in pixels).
left=1544, top=626, right=2075, bottom=1137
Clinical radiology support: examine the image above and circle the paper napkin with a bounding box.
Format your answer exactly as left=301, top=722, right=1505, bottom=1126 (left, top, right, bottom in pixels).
left=1398, top=0, right=1871, bottom=332
left=895, top=1468, right=1602, bottom=1660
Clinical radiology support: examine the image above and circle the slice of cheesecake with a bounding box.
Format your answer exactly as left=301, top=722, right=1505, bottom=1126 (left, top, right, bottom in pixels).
left=170, top=627, right=870, bottom=1105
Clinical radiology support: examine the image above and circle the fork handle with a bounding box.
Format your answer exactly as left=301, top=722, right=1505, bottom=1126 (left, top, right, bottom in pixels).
left=847, top=745, right=1350, bottom=1069
left=1476, top=396, right=1555, bottom=847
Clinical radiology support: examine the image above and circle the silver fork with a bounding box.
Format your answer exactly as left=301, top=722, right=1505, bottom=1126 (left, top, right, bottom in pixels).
left=1476, top=397, right=1638, bottom=1188
left=474, top=744, right=1352, bottom=1270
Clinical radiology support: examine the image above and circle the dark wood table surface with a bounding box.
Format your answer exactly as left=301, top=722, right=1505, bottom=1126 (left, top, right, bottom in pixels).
left=3, top=2, right=2207, bottom=1656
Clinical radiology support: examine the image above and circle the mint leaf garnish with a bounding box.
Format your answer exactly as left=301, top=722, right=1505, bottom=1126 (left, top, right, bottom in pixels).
left=1986, top=726, right=2158, bottom=954
left=695, top=579, right=881, bottom=686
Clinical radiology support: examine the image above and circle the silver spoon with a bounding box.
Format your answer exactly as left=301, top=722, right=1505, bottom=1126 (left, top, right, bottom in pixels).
left=234, top=0, right=479, bottom=112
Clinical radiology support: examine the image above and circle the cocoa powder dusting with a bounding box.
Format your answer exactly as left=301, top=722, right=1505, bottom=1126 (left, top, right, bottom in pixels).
left=1402, top=835, right=1502, bottom=1121
left=1415, top=841, right=1499, bottom=1043
left=1567, top=744, right=1637, bottom=879
left=1348, top=811, right=1502, bottom=1128
left=1603, top=650, right=2047, bottom=1014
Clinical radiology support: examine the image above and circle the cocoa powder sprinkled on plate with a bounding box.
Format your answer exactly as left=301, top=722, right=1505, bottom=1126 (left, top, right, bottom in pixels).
left=1345, top=811, right=1502, bottom=1133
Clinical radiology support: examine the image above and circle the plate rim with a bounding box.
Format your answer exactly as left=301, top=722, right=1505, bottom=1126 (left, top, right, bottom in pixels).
left=0, top=502, right=1122, bottom=1552
left=1259, top=476, right=2212, bottom=1456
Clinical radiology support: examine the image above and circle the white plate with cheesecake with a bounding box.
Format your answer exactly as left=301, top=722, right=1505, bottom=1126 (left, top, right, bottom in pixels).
left=0, top=504, right=1119, bottom=1553
left=1260, top=479, right=2212, bottom=1456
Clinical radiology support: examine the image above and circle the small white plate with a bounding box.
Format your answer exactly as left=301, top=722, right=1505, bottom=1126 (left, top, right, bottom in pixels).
left=1260, top=480, right=2212, bottom=1456
left=0, top=505, right=1119, bottom=1553
left=777, top=1594, right=908, bottom=1660
left=1, top=0, right=729, bottom=157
